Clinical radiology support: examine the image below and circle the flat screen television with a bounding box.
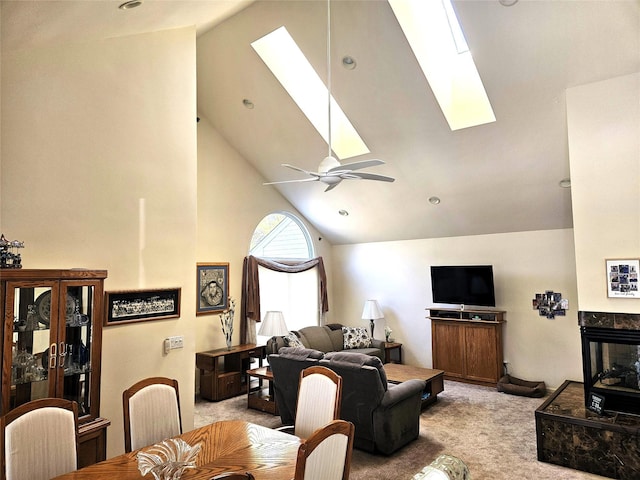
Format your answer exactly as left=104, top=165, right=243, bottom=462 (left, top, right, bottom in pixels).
left=430, top=265, right=496, bottom=307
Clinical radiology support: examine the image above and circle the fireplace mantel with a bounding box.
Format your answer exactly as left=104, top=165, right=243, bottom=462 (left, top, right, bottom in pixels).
left=579, top=310, right=640, bottom=330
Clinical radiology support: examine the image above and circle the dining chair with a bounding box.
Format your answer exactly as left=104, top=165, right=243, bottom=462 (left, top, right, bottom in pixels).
left=210, top=473, right=256, bottom=480
left=293, top=419, right=355, bottom=480
left=123, top=376, right=182, bottom=452
left=1, top=398, right=79, bottom=480
left=280, top=366, right=342, bottom=440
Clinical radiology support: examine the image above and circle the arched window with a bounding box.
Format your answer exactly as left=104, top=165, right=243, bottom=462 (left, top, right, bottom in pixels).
left=249, top=212, right=314, bottom=260
left=249, top=212, right=319, bottom=336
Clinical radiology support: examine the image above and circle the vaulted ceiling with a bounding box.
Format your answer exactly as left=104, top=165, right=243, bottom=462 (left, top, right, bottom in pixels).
left=3, top=0, right=639, bottom=245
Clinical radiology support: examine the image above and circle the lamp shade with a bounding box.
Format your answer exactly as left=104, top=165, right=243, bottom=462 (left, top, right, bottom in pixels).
left=361, top=300, right=384, bottom=320
left=258, top=311, right=289, bottom=337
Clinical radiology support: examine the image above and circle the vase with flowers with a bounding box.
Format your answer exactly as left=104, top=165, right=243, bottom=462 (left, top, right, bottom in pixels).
left=384, top=326, right=393, bottom=343
left=219, top=298, right=235, bottom=350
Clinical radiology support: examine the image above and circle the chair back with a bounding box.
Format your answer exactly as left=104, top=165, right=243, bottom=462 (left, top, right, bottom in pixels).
left=1, top=398, right=79, bottom=480
left=123, top=376, right=182, bottom=452
left=211, top=473, right=255, bottom=480
left=294, top=366, right=342, bottom=439
left=293, top=420, right=355, bottom=480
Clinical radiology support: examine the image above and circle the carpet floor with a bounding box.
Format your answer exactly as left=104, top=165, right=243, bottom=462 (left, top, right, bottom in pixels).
left=194, top=380, right=607, bottom=480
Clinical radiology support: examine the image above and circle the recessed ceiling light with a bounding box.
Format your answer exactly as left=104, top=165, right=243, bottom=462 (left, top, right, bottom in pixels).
left=342, top=56, right=357, bottom=70
left=338, top=209, right=349, bottom=216
left=559, top=178, right=571, bottom=188
left=119, top=0, right=143, bottom=10
left=242, top=99, right=254, bottom=109
left=428, top=196, right=441, bottom=205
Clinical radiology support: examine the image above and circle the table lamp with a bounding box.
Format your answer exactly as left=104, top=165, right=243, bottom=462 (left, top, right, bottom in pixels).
left=258, top=311, right=289, bottom=355
left=361, top=300, right=384, bottom=338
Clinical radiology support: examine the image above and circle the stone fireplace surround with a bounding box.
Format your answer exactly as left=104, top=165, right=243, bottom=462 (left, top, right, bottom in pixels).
left=535, top=311, right=640, bottom=479
left=579, top=310, right=640, bottom=415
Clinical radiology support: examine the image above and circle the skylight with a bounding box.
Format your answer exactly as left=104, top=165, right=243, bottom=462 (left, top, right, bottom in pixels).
left=389, top=0, right=496, bottom=131
left=251, top=26, right=370, bottom=160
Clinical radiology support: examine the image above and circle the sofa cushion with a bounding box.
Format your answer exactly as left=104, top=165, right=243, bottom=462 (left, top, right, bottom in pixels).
left=278, top=346, right=325, bottom=360
left=328, top=327, right=345, bottom=351
left=298, top=325, right=334, bottom=352
left=283, top=333, right=304, bottom=349
left=324, top=351, right=387, bottom=387
left=342, top=326, right=372, bottom=349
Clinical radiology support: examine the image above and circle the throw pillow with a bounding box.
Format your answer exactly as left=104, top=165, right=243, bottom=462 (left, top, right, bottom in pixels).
left=283, top=332, right=304, bottom=349
left=342, top=326, right=372, bottom=349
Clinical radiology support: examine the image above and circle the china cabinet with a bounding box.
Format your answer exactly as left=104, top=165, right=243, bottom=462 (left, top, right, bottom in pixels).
left=0, top=269, right=110, bottom=467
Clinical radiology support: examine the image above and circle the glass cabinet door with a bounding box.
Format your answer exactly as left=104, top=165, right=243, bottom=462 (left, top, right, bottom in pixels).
left=5, top=281, right=58, bottom=412
left=60, top=281, right=99, bottom=420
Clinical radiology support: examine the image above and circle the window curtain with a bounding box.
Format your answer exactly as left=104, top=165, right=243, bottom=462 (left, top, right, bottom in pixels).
left=240, top=255, right=328, bottom=344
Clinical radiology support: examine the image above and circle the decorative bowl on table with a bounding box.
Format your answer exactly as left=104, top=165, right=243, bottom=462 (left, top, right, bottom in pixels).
left=137, top=438, right=202, bottom=480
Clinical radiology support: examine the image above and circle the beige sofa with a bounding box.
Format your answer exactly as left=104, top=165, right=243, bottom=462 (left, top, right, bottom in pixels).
left=265, top=323, right=384, bottom=360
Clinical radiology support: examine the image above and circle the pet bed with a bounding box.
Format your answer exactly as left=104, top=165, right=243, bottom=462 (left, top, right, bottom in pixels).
left=497, top=374, right=546, bottom=398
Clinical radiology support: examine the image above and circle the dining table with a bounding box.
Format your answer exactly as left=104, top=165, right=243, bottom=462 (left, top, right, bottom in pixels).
left=52, top=420, right=301, bottom=480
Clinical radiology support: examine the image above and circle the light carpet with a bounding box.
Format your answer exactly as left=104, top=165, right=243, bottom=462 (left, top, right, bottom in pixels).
left=194, top=380, right=607, bottom=480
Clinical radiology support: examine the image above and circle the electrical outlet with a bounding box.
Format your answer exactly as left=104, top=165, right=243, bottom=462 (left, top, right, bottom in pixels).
left=164, top=336, right=184, bottom=354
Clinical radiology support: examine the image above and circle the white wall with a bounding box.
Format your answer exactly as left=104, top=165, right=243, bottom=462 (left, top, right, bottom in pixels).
left=2, top=27, right=197, bottom=458
left=333, top=229, right=580, bottom=389
left=567, top=72, right=640, bottom=313
left=195, top=117, right=335, bottom=352
left=1, top=23, right=334, bottom=460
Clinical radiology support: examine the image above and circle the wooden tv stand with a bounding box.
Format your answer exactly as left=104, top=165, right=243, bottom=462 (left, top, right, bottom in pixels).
left=427, top=307, right=506, bottom=386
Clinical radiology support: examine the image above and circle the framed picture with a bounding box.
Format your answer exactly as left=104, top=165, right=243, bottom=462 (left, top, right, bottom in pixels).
left=197, top=263, right=229, bottom=315
left=606, top=259, right=640, bottom=298
left=104, top=288, right=181, bottom=326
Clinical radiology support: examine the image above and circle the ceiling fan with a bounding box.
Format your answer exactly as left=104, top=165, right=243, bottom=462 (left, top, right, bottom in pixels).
left=263, top=0, right=395, bottom=193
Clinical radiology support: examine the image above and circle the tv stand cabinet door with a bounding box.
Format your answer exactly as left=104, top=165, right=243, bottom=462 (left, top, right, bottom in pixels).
left=464, top=323, right=502, bottom=384
left=432, top=321, right=465, bottom=379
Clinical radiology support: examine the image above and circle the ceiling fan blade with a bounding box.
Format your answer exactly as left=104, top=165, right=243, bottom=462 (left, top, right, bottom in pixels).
left=282, top=163, right=314, bottom=174
left=263, top=177, right=319, bottom=186
left=324, top=181, right=341, bottom=192
left=350, top=172, right=396, bottom=182
left=327, top=159, right=385, bottom=173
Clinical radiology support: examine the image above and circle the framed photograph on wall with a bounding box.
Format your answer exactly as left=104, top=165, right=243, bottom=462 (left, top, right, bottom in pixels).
left=606, top=259, right=639, bottom=298
left=104, top=288, right=181, bottom=326
left=197, top=262, right=229, bottom=315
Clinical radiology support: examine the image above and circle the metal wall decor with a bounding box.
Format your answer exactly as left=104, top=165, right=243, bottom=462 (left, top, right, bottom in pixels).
left=532, top=290, right=568, bottom=319
left=0, top=234, right=24, bottom=269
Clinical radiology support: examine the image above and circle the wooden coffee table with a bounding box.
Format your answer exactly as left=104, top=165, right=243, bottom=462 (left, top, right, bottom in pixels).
left=384, top=363, right=445, bottom=408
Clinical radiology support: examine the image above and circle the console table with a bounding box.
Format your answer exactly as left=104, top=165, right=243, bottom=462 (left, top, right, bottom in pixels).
left=196, top=344, right=265, bottom=401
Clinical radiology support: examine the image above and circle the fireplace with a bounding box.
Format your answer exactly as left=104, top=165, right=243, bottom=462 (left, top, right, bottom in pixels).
left=579, top=311, right=640, bottom=415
